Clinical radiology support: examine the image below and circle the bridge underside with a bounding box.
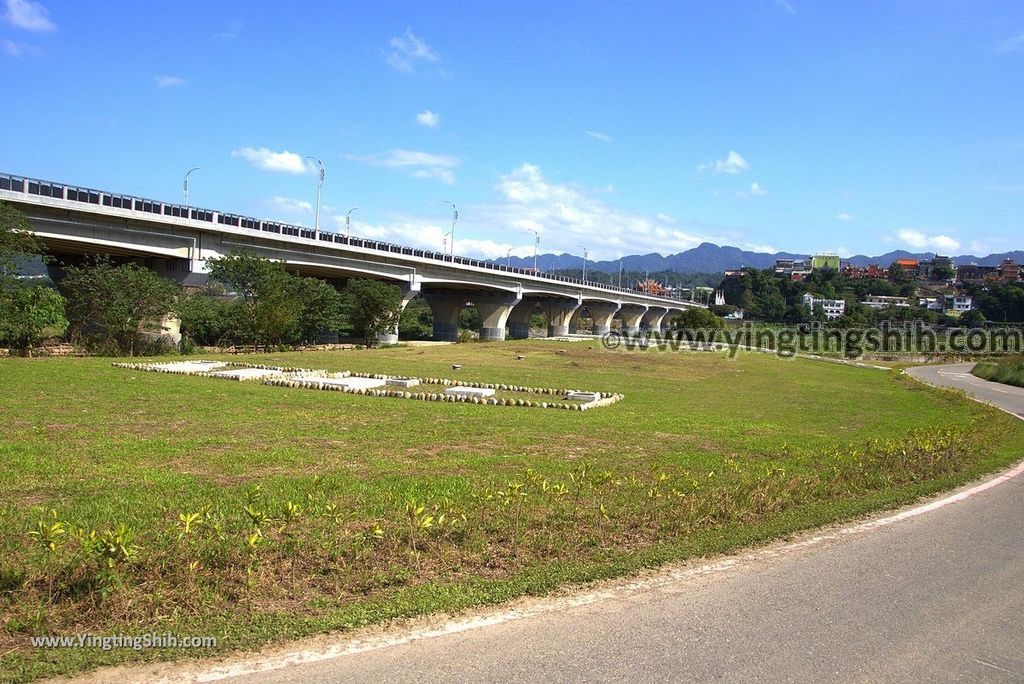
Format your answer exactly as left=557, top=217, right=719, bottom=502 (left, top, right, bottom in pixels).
left=17, top=200, right=703, bottom=343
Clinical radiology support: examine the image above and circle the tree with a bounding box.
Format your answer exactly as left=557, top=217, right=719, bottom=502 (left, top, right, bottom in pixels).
left=888, top=262, right=912, bottom=284
left=672, top=308, right=725, bottom=330
left=206, top=252, right=289, bottom=344
left=1, top=202, right=46, bottom=289
left=294, top=277, right=347, bottom=344
left=0, top=286, right=67, bottom=356
left=344, top=279, right=403, bottom=346
left=62, top=258, right=180, bottom=355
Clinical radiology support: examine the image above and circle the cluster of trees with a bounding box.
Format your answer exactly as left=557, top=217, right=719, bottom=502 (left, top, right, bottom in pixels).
left=0, top=203, right=67, bottom=355
left=964, top=282, right=1024, bottom=323
left=174, top=254, right=404, bottom=350
left=0, top=201, right=405, bottom=355
left=716, top=267, right=996, bottom=327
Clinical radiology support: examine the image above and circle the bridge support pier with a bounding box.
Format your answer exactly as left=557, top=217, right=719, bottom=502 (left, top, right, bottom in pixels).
left=642, top=307, right=668, bottom=332
left=618, top=304, right=647, bottom=335
left=422, top=291, right=466, bottom=341
left=376, top=289, right=417, bottom=345
left=543, top=299, right=581, bottom=338
left=507, top=300, right=537, bottom=339
left=588, top=303, right=621, bottom=336
left=473, top=294, right=522, bottom=341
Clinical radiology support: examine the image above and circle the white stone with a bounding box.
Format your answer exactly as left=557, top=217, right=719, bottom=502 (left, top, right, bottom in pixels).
left=148, top=361, right=228, bottom=373
left=445, top=386, right=495, bottom=398
left=566, top=391, right=601, bottom=402
left=302, top=376, right=386, bottom=390
left=386, top=378, right=420, bottom=388
left=208, top=368, right=282, bottom=381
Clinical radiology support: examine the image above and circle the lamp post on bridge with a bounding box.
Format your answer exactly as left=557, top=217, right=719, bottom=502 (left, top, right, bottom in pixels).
left=443, top=201, right=458, bottom=256
left=345, top=207, right=358, bottom=238
left=306, top=156, right=325, bottom=235
left=506, top=248, right=513, bottom=268
left=529, top=229, right=540, bottom=272
left=183, top=167, right=200, bottom=209
left=579, top=245, right=588, bottom=283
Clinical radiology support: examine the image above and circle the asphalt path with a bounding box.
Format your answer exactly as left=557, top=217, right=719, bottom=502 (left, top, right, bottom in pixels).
left=77, top=364, right=1024, bottom=683
left=906, top=362, right=1024, bottom=419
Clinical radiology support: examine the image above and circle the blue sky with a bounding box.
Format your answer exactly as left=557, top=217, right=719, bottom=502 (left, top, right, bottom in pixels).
left=2, top=0, right=1023, bottom=261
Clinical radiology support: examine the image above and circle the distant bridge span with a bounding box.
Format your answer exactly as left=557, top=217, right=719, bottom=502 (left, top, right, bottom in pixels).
left=1, top=173, right=705, bottom=341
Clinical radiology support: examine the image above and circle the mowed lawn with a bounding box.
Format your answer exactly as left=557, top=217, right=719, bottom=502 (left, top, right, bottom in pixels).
left=1, top=342, right=1022, bottom=681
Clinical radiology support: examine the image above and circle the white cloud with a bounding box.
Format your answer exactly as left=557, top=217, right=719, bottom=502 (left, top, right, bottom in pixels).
left=836, top=212, right=855, bottom=221
left=385, top=28, right=439, bottom=73
left=231, top=147, right=307, bottom=174
left=416, top=110, right=439, bottom=127
left=743, top=243, right=778, bottom=253
left=2, top=38, right=35, bottom=56
left=997, top=30, right=1024, bottom=52
left=4, top=0, right=55, bottom=31
left=735, top=181, right=766, bottom=199
left=266, top=196, right=313, bottom=215
left=154, top=75, right=185, bottom=88
left=325, top=163, right=755, bottom=262
left=772, top=0, right=796, bottom=15
left=896, top=229, right=960, bottom=253
left=698, top=150, right=750, bottom=175
left=586, top=130, right=612, bottom=143
left=349, top=149, right=459, bottom=185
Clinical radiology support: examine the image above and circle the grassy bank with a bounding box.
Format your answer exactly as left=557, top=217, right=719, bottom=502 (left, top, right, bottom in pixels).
left=972, top=355, right=1024, bottom=388
left=2, top=343, right=1023, bottom=681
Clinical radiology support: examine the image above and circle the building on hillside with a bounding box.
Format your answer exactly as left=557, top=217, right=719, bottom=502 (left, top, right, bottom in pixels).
left=863, top=294, right=911, bottom=310
left=811, top=254, right=841, bottom=271
left=999, top=259, right=1020, bottom=282
left=956, top=264, right=999, bottom=282
left=774, top=258, right=811, bottom=277
left=842, top=264, right=888, bottom=280
left=893, top=258, right=920, bottom=279
left=943, top=295, right=973, bottom=315
left=917, top=297, right=944, bottom=312
left=802, top=292, right=846, bottom=319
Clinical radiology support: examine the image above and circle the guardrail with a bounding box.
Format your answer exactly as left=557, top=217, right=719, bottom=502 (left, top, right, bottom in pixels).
left=0, top=172, right=697, bottom=304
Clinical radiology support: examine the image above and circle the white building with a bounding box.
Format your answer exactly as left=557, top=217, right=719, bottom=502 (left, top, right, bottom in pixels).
left=802, top=292, right=846, bottom=320
left=863, top=294, right=910, bottom=310
left=943, top=295, right=973, bottom=314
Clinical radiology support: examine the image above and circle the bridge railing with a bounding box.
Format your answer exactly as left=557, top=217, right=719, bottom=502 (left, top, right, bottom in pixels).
left=0, top=172, right=695, bottom=304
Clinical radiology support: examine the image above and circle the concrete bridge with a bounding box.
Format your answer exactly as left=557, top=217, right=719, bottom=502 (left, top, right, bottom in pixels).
left=1, top=173, right=705, bottom=342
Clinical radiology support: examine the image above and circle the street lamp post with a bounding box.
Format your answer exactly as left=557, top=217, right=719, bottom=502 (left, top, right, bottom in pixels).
left=443, top=201, right=458, bottom=256
left=183, top=167, right=200, bottom=209
left=579, top=245, right=588, bottom=283
left=529, top=229, right=540, bottom=272
left=306, top=156, right=325, bottom=235
left=506, top=248, right=513, bottom=268
left=345, top=207, right=358, bottom=238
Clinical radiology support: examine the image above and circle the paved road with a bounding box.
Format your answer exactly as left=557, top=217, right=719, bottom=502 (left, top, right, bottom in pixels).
left=906, top=362, right=1024, bottom=419
left=176, top=365, right=1024, bottom=683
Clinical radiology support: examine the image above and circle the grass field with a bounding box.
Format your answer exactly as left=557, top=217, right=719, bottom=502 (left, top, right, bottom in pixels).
left=972, top=354, right=1024, bottom=388
left=2, top=342, right=1023, bottom=681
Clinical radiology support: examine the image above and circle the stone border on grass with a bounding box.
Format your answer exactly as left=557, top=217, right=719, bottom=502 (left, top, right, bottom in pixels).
left=114, top=362, right=624, bottom=411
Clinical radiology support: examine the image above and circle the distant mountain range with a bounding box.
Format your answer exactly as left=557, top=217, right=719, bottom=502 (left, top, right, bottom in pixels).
left=495, top=243, right=1024, bottom=275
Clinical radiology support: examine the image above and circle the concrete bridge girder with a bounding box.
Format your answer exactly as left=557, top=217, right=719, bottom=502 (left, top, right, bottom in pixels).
left=542, top=298, right=582, bottom=338
left=583, top=301, right=622, bottom=336
left=641, top=306, right=669, bottom=331
left=422, top=289, right=524, bottom=342
left=472, top=293, right=523, bottom=341
left=618, top=304, right=648, bottom=334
